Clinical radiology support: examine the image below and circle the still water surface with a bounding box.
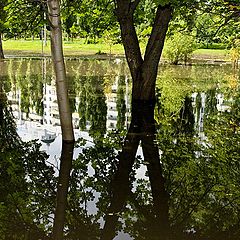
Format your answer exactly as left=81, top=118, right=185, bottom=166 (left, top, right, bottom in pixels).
left=0, top=58, right=239, bottom=239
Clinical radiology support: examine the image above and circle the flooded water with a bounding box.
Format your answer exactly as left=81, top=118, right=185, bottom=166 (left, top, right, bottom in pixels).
left=0, top=58, right=239, bottom=240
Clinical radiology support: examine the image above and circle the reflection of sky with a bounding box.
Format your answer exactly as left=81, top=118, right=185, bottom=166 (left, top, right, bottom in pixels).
left=16, top=120, right=145, bottom=240
left=17, top=122, right=94, bottom=167
left=114, top=232, right=132, bottom=240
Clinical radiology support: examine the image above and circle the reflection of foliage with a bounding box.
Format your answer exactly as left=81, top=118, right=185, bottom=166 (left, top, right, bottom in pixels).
left=0, top=97, right=56, bottom=239
left=85, top=75, right=107, bottom=141
left=2, top=58, right=240, bottom=239
left=13, top=59, right=45, bottom=117
left=67, top=75, right=77, bottom=114
left=204, top=88, right=218, bottom=118
left=116, top=76, right=126, bottom=131
left=16, top=59, right=30, bottom=116
left=75, top=67, right=107, bottom=142
left=66, top=130, right=126, bottom=238
left=156, top=89, right=240, bottom=239
left=156, top=65, right=232, bottom=124
left=30, top=74, right=44, bottom=116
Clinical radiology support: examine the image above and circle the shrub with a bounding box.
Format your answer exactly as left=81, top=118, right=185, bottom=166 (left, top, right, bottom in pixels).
left=229, top=39, right=240, bottom=69
left=164, top=33, right=196, bottom=65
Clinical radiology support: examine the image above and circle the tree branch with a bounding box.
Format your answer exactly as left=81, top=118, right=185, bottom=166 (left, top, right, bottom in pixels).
left=131, top=0, right=141, bottom=11
left=144, top=4, right=172, bottom=66
left=116, top=0, right=143, bottom=81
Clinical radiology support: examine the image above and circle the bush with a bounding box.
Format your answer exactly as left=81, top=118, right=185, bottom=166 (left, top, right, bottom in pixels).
left=229, top=39, right=240, bottom=69
left=164, top=33, right=196, bottom=65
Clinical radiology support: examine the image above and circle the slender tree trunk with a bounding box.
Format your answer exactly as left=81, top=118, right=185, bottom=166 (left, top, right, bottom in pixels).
left=47, top=0, right=74, bottom=142
left=52, top=141, right=74, bottom=240
left=0, top=33, right=5, bottom=59
left=47, top=1, right=74, bottom=239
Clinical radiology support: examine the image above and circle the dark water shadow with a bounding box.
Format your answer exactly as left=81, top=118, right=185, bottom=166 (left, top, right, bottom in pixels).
left=101, top=100, right=171, bottom=240
left=52, top=141, right=74, bottom=240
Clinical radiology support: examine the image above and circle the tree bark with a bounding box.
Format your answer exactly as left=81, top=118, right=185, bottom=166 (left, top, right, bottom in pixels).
left=47, top=0, right=74, bottom=142
left=0, top=33, right=4, bottom=59
left=52, top=141, right=74, bottom=240
left=46, top=1, right=74, bottom=239
left=116, top=1, right=172, bottom=101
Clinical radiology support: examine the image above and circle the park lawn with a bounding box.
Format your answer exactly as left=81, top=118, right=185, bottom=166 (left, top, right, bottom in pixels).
left=2, top=39, right=229, bottom=60
left=193, top=48, right=229, bottom=60
left=2, top=39, right=125, bottom=57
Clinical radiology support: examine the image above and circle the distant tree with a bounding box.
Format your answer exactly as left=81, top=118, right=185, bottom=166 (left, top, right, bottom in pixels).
left=164, top=32, right=196, bottom=64
left=4, top=0, right=46, bottom=39
left=0, top=0, right=7, bottom=58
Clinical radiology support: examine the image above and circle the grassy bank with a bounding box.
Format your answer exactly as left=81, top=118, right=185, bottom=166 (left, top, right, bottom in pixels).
left=2, top=39, right=125, bottom=57
left=2, top=39, right=229, bottom=60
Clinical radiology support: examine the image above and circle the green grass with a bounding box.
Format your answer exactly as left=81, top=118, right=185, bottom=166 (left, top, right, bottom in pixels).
left=2, top=39, right=125, bottom=57
left=193, top=48, right=229, bottom=60
left=2, top=39, right=230, bottom=60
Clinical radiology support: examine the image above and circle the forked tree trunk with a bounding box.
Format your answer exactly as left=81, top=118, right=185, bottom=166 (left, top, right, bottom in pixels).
left=0, top=33, right=4, bottom=59
left=47, top=0, right=74, bottom=142
left=116, top=1, right=172, bottom=101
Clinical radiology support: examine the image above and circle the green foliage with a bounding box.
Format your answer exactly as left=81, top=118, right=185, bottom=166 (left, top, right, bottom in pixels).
left=4, top=0, right=46, bottom=39
left=164, top=32, right=196, bottom=64
left=116, top=76, right=127, bottom=131
left=229, top=39, right=240, bottom=67
left=195, top=13, right=221, bottom=47
left=0, top=96, right=56, bottom=239
left=63, top=0, right=117, bottom=43
left=155, top=85, right=240, bottom=239
left=0, top=0, right=8, bottom=33
left=2, top=57, right=239, bottom=238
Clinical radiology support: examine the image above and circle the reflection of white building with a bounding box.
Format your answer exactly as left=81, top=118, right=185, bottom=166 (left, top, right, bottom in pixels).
left=192, top=91, right=231, bottom=139
left=107, top=93, right=118, bottom=129
left=43, top=83, right=59, bottom=126
left=7, top=73, right=132, bottom=142
left=7, top=89, right=21, bottom=122
left=8, top=89, right=42, bottom=124
left=216, top=93, right=231, bottom=112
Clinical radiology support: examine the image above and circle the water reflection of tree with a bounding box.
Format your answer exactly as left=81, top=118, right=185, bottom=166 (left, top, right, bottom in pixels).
left=52, top=141, right=74, bottom=240
left=2, top=59, right=240, bottom=239
left=7, top=59, right=45, bottom=117
left=157, top=91, right=240, bottom=239
left=116, top=75, right=127, bottom=131
left=0, top=89, right=55, bottom=239
left=49, top=87, right=239, bottom=239
left=76, top=74, right=107, bottom=142
left=102, top=100, right=170, bottom=240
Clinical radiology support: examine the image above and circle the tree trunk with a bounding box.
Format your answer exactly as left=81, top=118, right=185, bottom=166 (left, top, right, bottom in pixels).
left=0, top=33, right=4, bottom=59
left=52, top=141, right=74, bottom=240
left=101, top=100, right=170, bottom=240
left=116, top=1, right=172, bottom=101
left=47, top=1, right=74, bottom=239
left=47, top=0, right=74, bottom=142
